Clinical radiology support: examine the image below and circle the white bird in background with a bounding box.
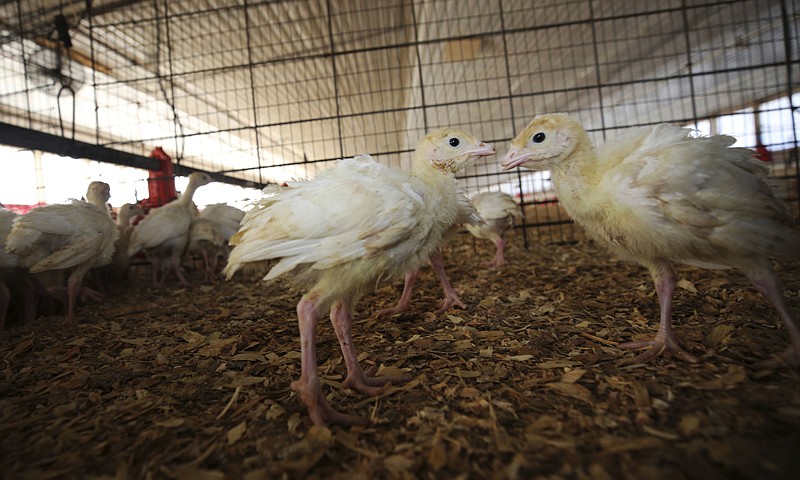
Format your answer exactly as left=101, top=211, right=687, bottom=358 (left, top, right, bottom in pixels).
left=503, top=113, right=800, bottom=368
left=5, top=181, right=118, bottom=326
left=198, top=203, right=245, bottom=242
left=378, top=190, right=520, bottom=317
left=195, top=202, right=245, bottom=274
left=224, top=129, right=495, bottom=425
left=128, top=172, right=213, bottom=286
left=465, top=191, right=521, bottom=267
left=117, top=202, right=144, bottom=230
left=187, top=217, right=225, bottom=282
left=107, top=203, right=144, bottom=280
left=376, top=195, right=482, bottom=318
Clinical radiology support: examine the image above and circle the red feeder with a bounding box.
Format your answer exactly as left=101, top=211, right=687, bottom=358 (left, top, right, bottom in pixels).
left=754, top=144, right=773, bottom=163
left=140, top=147, right=177, bottom=213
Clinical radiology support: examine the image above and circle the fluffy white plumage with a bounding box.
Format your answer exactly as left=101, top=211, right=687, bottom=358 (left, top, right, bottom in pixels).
left=128, top=172, right=212, bottom=286
left=226, top=153, right=482, bottom=301
left=5, top=181, right=118, bottom=325
left=465, top=191, right=521, bottom=267
left=503, top=113, right=800, bottom=367
left=198, top=203, right=244, bottom=241
left=225, top=128, right=495, bottom=425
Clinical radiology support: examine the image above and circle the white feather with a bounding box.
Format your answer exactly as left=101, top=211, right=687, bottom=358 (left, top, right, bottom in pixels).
left=225, top=130, right=495, bottom=313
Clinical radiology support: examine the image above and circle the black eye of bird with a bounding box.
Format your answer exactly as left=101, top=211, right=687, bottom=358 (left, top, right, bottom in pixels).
left=448, top=137, right=460, bottom=147
left=532, top=132, right=546, bottom=143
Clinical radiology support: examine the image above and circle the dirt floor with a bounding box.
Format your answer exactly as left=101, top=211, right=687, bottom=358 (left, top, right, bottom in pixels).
left=1, top=234, right=799, bottom=480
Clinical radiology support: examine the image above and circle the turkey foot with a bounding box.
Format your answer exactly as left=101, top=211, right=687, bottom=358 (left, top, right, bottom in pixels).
left=375, top=270, right=418, bottom=318
left=291, top=376, right=369, bottom=426
left=619, top=332, right=699, bottom=364
left=343, top=364, right=410, bottom=396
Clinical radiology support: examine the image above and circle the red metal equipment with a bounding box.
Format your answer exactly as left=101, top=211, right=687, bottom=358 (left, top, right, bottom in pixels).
left=140, top=147, right=177, bottom=213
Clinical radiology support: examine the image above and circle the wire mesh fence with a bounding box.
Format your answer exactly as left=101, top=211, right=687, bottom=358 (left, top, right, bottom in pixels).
left=1, top=0, right=798, bottom=246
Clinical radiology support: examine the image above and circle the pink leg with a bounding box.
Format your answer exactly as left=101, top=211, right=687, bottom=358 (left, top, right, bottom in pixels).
left=330, top=301, right=408, bottom=396
left=209, top=252, right=220, bottom=279
left=78, top=286, right=105, bottom=303
left=291, top=296, right=368, bottom=426
left=746, top=266, right=800, bottom=369
left=618, top=263, right=699, bottom=363
left=171, top=251, right=192, bottom=287
left=64, top=271, right=85, bottom=327
left=430, top=250, right=466, bottom=314
left=201, top=250, right=216, bottom=283
left=487, top=235, right=506, bottom=268
left=375, top=270, right=419, bottom=317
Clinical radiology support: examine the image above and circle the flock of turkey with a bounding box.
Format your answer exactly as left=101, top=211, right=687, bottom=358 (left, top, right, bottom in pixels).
left=2, top=114, right=799, bottom=427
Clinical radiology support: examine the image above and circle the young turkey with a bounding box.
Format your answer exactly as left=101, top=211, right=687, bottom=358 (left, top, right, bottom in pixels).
left=128, top=172, right=213, bottom=286
left=503, top=113, right=800, bottom=368
left=465, top=191, right=521, bottom=267
left=5, top=182, right=118, bottom=326
left=225, top=128, right=494, bottom=425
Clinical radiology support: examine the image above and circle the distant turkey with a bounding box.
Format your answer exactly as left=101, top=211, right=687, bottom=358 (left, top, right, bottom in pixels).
left=465, top=191, right=521, bottom=267
left=105, top=203, right=144, bottom=280
left=198, top=203, right=244, bottom=242
left=128, top=172, right=212, bottom=286
left=5, top=182, right=118, bottom=325
left=187, top=217, right=226, bottom=282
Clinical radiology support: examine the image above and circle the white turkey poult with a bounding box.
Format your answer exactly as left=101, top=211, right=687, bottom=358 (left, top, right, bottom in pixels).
left=187, top=217, right=225, bottom=282
left=502, top=113, right=800, bottom=368
left=198, top=203, right=245, bottom=242
left=194, top=202, right=246, bottom=275
left=259, top=183, right=478, bottom=319
left=128, top=172, right=213, bottom=286
left=5, top=181, right=118, bottom=326
left=465, top=191, right=521, bottom=267
left=224, top=128, right=495, bottom=426
left=105, top=203, right=144, bottom=280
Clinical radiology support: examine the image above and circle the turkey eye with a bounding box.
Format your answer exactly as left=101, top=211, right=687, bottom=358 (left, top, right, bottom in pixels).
left=532, top=132, right=546, bottom=143
left=448, top=137, right=460, bottom=147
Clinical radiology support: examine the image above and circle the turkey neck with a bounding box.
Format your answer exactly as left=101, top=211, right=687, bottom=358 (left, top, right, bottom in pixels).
left=86, top=191, right=110, bottom=210
left=176, top=178, right=202, bottom=207
left=410, top=153, right=461, bottom=187
left=413, top=165, right=454, bottom=186
left=117, top=209, right=136, bottom=227
left=549, top=129, right=598, bottom=215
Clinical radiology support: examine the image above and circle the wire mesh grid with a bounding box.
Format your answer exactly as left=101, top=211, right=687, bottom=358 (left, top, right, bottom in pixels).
left=0, top=0, right=798, bottom=246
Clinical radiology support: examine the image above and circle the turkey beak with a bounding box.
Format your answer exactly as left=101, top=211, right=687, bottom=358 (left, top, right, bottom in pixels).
left=501, top=148, right=532, bottom=170
left=466, top=142, right=495, bottom=157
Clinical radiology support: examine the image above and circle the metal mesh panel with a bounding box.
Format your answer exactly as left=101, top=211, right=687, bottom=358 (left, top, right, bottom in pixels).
left=1, top=0, right=798, bottom=243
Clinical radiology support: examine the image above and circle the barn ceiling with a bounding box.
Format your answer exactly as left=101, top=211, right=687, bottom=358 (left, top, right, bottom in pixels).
left=0, top=0, right=797, bottom=186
